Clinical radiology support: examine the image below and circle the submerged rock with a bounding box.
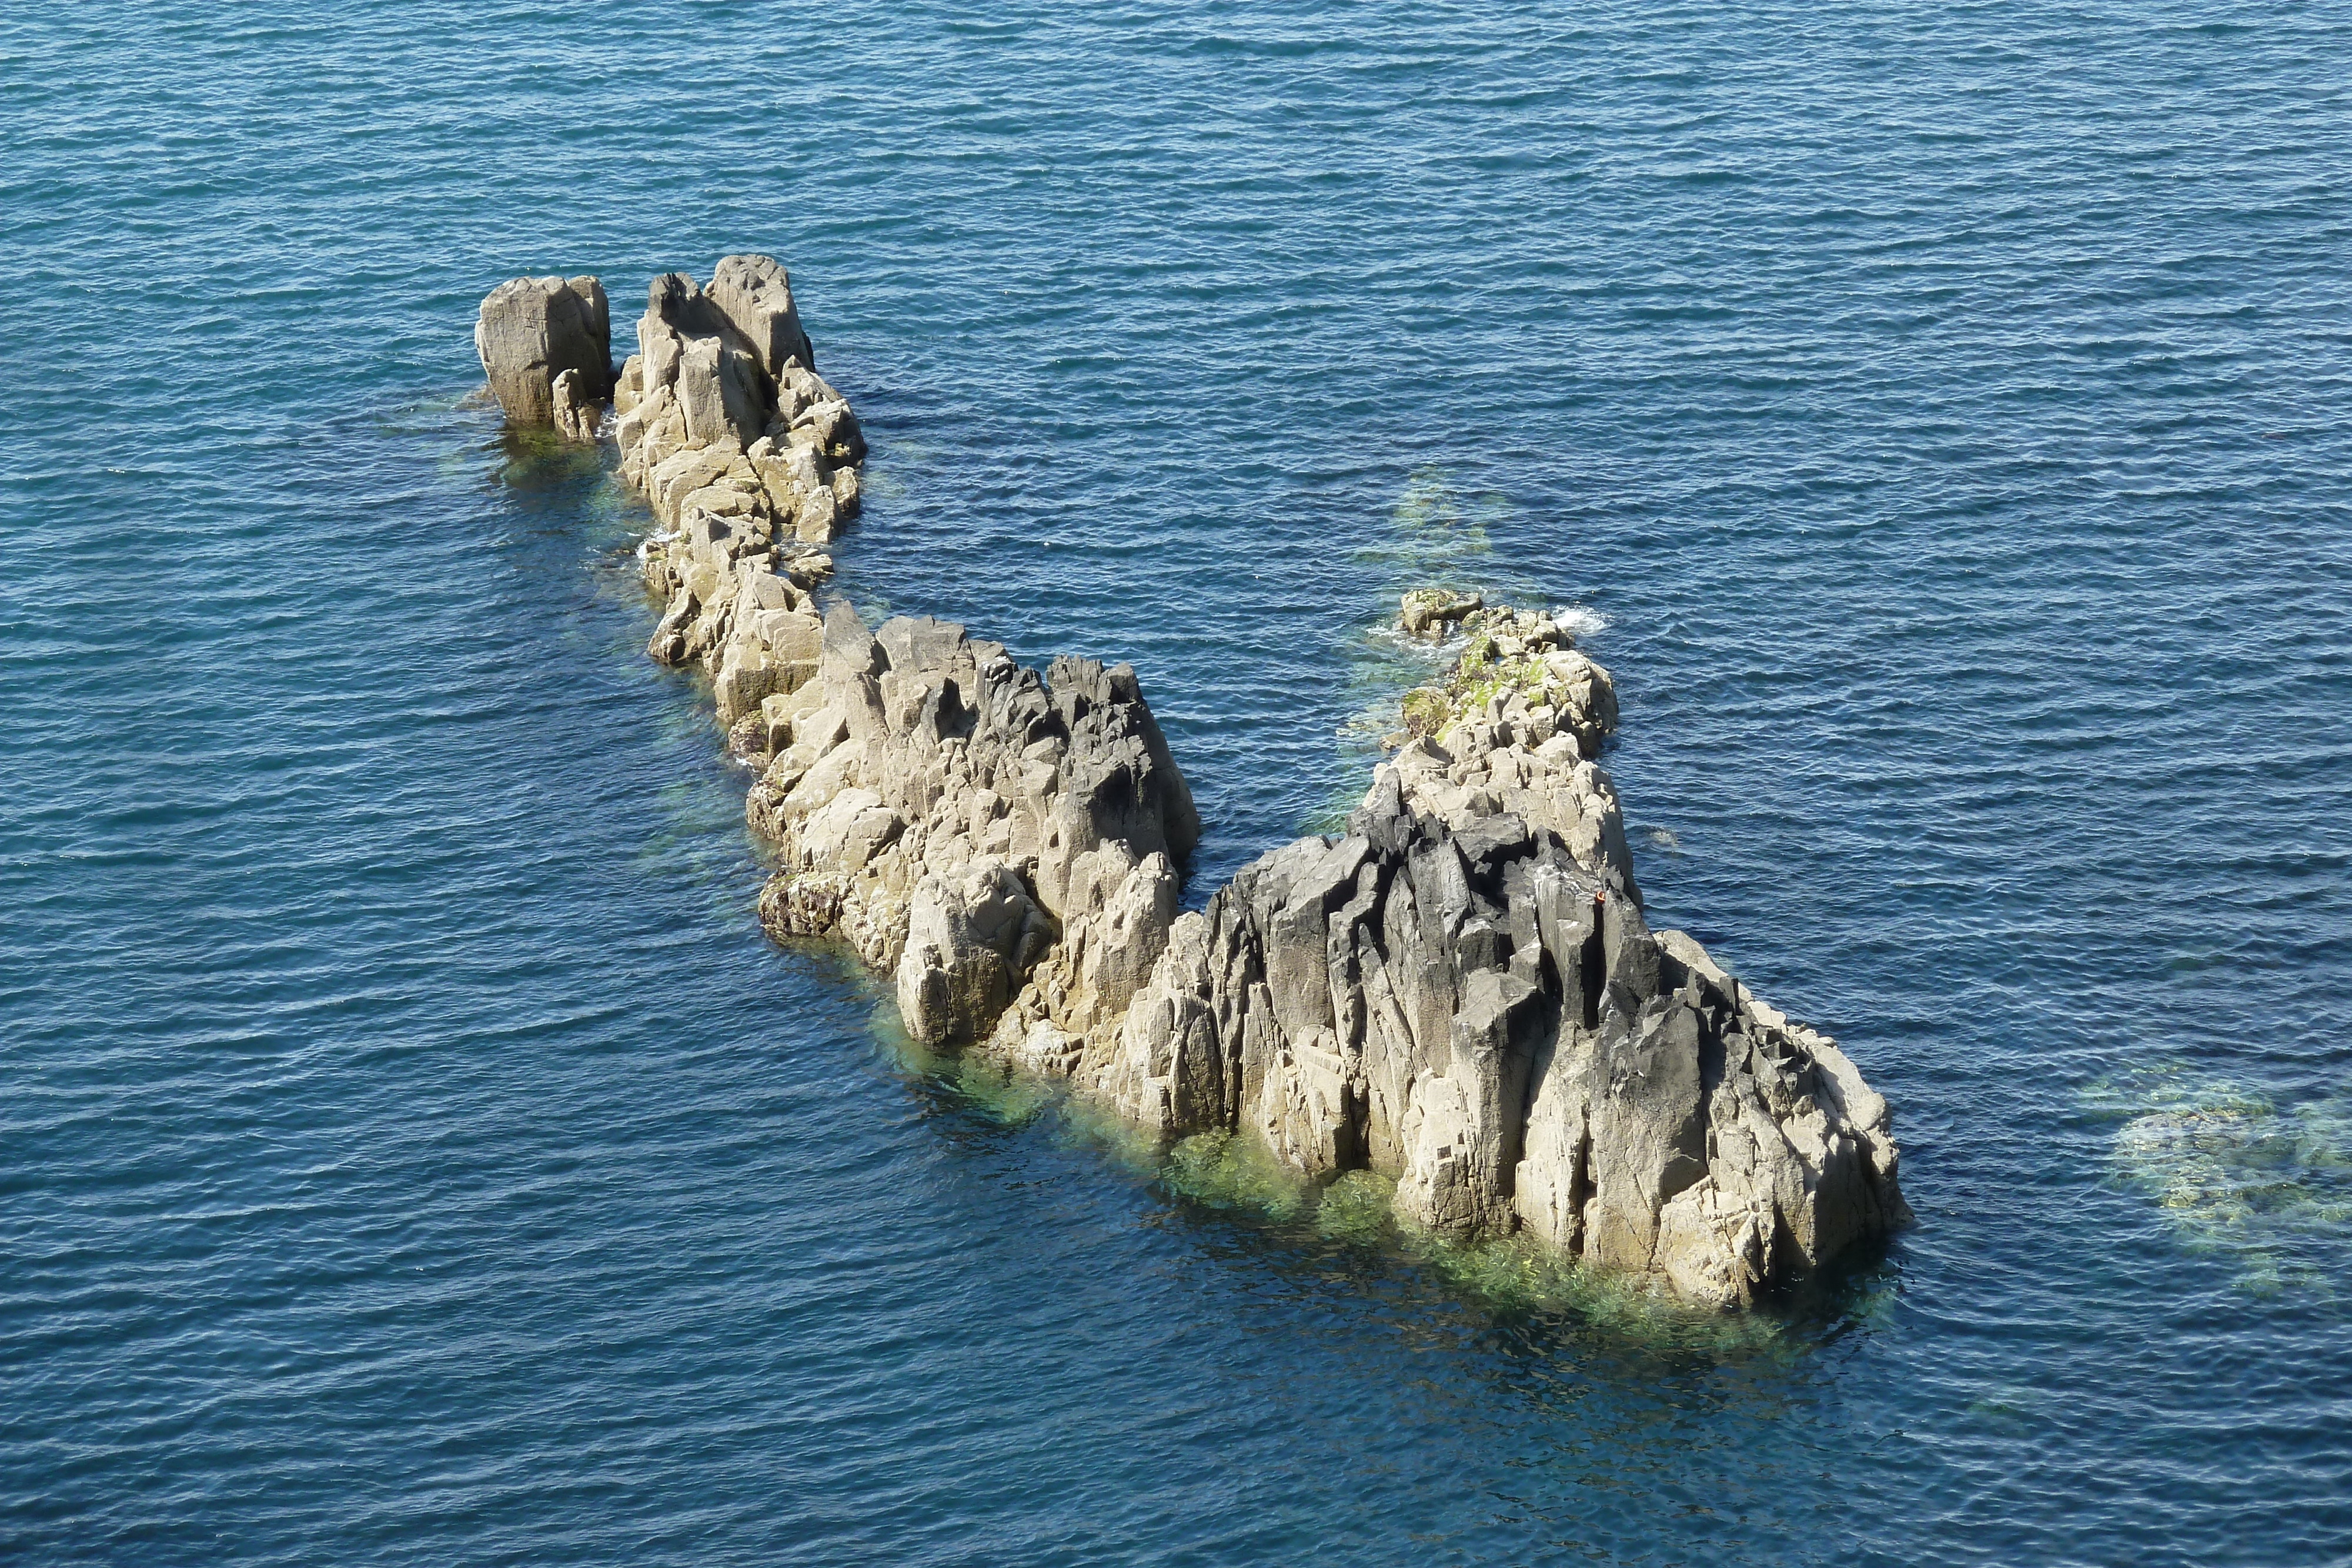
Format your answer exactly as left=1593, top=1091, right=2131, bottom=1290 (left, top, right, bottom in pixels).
left=475, top=275, right=613, bottom=430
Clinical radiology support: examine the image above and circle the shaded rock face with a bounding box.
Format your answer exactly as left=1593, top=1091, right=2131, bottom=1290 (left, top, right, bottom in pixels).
left=706, top=254, right=814, bottom=379
left=475, top=275, right=612, bottom=430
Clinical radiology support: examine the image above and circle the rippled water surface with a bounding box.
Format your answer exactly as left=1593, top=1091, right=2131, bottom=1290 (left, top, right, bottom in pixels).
left=5, top=1, right=2351, bottom=1563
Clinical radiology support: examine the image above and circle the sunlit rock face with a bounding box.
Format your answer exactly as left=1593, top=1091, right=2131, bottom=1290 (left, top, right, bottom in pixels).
left=475, top=274, right=613, bottom=431
left=743, top=581, right=1907, bottom=1308
left=1081, top=657, right=1908, bottom=1308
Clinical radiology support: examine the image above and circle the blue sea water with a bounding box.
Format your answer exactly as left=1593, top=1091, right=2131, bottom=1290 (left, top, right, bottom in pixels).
left=5, top=0, right=2351, bottom=1562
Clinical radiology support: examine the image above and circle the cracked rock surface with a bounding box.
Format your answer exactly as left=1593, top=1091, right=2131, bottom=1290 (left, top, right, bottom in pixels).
left=475, top=274, right=613, bottom=432
left=750, top=581, right=1907, bottom=1307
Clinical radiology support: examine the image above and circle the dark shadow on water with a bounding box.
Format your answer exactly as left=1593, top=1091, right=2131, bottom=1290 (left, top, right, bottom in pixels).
left=490, top=426, right=614, bottom=494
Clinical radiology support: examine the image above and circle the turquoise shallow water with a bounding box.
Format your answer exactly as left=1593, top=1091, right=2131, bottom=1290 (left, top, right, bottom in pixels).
left=5, top=1, right=2352, bottom=1562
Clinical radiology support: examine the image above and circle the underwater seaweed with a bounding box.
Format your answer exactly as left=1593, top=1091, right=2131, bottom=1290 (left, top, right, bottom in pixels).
left=2083, top=1063, right=2352, bottom=1294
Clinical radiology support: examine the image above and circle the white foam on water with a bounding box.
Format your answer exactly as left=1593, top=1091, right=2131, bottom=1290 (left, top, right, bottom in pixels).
left=1553, top=604, right=1610, bottom=641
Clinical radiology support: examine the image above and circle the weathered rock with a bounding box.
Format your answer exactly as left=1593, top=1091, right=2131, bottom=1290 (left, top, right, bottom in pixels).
left=1396, top=599, right=1619, bottom=760
left=897, top=862, right=1053, bottom=1045
left=475, top=275, right=612, bottom=427
left=580, top=258, right=1905, bottom=1309
left=721, top=585, right=1904, bottom=1306
left=707, top=253, right=814, bottom=377
left=675, top=335, right=767, bottom=450
left=749, top=606, right=1200, bottom=1011
left=550, top=368, right=602, bottom=442
left=616, top=258, right=863, bottom=594
left=1085, top=747, right=1906, bottom=1306
left=1400, top=587, right=1482, bottom=636
left=606, top=255, right=866, bottom=806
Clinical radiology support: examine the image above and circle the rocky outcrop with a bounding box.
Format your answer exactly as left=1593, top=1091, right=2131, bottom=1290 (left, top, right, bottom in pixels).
left=531, top=254, right=1906, bottom=1308
left=742, top=606, right=1200, bottom=1062
left=476, top=275, right=613, bottom=431
left=604, top=257, right=868, bottom=731
left=744, top=581, right=1907, bottom=1306
left=1056, top=601, right=1906, bottom=1305
left=1087, top=770, right=1906, bottom=1308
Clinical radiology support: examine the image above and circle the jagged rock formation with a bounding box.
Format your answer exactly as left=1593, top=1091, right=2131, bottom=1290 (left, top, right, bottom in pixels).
left=476, top=275, right=613, bottom=432
left=512, top=255, right=1907, bottom=1306
left=1088, top=774, right=1906, bottom=1308
left=747, top=585, right=1906, bottom=1306
left=743, top=607, right=1200, bottom=1060
left=604, top=257, right=868, bottom=733
left=1057, top=601, right=1906, bottom=1305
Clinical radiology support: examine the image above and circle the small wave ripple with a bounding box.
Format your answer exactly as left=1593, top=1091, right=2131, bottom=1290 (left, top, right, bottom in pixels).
left=2, top=0, right=2349, bottom=1563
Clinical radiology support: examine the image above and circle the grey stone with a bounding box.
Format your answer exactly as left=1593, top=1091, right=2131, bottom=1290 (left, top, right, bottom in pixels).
left=475, top=274, right=612, bottom=427
left=707, top=253, right=815, bottom=376
left=587, top=251, right=1903, bottom=1310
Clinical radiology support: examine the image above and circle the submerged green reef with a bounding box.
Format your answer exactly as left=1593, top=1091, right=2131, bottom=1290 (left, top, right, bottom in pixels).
left=2084, top=1062, right=2352, bottom=1294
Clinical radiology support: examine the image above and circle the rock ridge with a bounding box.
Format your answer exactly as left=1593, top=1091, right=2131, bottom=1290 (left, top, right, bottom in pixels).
left=475, top=260, right=1907, bottom=1308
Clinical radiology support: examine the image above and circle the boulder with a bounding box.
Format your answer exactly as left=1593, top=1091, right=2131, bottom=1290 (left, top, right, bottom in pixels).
left=1399, top=587, right=1482, bottom=636
left=551, top=368, right=602, bottom=442
left=897, top=862, right=1053, bottom=1045
left=475, top=275, right=612, bottom=427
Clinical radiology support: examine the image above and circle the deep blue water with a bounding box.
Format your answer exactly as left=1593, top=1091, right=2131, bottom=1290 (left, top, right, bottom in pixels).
left=6, top=1, right=2352, bottom=1562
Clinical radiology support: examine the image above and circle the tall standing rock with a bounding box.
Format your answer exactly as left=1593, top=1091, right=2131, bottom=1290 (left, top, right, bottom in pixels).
left=707, top=254, right=815, bottom=377
left=475, top=275, right=613, bottom=429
